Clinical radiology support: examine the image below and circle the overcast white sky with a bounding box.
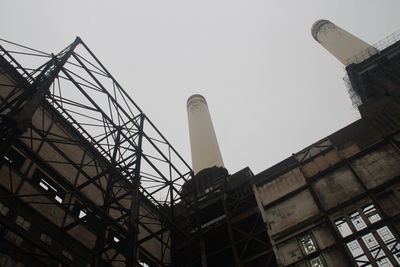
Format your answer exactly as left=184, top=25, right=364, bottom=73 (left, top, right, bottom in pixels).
left=2, top=1, right=400, bottom=175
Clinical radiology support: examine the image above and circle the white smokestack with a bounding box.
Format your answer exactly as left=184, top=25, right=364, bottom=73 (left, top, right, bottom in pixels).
left=187, top=94, right=224, bottom=175
left=311, top=19, right=378, bottom=65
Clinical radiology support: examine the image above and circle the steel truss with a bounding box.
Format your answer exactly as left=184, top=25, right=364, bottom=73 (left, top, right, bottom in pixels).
left=0, top=38, right=201, bottom=266
left=221, top=181, right=277, bottom=267
left=174, top=170, right=277, bottom=267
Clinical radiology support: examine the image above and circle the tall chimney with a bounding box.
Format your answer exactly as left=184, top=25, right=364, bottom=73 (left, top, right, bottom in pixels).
left=187, top=94, right=224, bottom=175
left=311, top=19, right=378, bottom=65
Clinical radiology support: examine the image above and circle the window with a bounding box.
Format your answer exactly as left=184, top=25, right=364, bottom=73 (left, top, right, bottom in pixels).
left=78, top=209, right=87, bottom=219
left=62, top=250, right=73, bottom=261
left=55, top=195, right=63, bottom=203
left=0, top=253, right=24, bottom=267
left=15, top=215, right=31, bottom=231
left=139, top=261, right=150, bottom=267
left=3, top=148, right=25, bottom=170
left=4, top=230, right=23, bottom=246
left=299, top=233, right=326, bottom=266
left=347, top=240, right=364, bottom=258
left=40, top=233, right=52, bottom=245
left=294, top=139, right=333, bottom=163
left=309, top=256, right=326, bottom=267
left=0, top=202, right=10, bottom=216
left=334, top=203, right=399, bottom=266
left=376, top=257, right=393, bottom=267
left=363, top=204, right=381, bottom=223
left=32, top=169, right=64, bottom=204
left=335, top=218, right=353, bottom=237
left=377, top=227, right=395, bottom=243
left=300, top=234, right=318, bottom=255
left=350, top=211, right=367, bottom=231
left=335, top=203, right=382, bottom=236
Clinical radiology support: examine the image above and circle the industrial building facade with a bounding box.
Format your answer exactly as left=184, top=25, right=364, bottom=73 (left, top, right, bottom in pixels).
left=253, top=118, right=400, bottom=266
left=250, top=22, right=400, bottom=266
left=1, top=21, right=400, bottom=266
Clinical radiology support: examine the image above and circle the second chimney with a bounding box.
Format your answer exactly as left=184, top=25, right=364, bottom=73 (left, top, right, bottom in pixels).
left=187, top=94, right=224, bottom=175
left=311, top=19, right=378, bottom=65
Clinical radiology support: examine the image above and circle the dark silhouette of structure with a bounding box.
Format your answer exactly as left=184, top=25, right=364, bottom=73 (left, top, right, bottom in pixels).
left=0, top=20, right=400, bottom=266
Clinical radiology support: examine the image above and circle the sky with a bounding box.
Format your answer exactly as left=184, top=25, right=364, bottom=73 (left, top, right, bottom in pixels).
left=1, top=1, right=400, bottom=175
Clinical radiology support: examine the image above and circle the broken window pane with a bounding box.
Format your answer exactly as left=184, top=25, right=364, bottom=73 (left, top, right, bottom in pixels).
left=79, top=210, right=87, bottom=219
left=335, top=218, right=353, bottom=237
left=299, top=234, right=317, bottom=255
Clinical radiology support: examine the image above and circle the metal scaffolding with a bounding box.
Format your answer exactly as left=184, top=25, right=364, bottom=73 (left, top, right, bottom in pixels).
left=0, top=37, right=201, bottom=266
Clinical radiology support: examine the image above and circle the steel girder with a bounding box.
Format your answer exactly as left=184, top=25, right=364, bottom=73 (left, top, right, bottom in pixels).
left=0, top=38, right=201, bottom=266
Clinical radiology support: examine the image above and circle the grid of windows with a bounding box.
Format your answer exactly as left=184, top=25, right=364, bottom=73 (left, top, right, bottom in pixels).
left=334, top=203, right=399, bottom=266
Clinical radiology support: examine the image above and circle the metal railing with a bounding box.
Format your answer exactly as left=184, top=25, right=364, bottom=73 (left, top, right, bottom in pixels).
left=345, top=29, right=400, bottom=65
left=343, top=29, right=400, bottom=108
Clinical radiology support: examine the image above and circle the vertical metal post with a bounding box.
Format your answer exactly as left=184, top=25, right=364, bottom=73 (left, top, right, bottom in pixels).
left=222, top=178, right=242, bottom=267
left=128, top=113, right=145, bottom=266
left=200, top=239, right=208, bottom=267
